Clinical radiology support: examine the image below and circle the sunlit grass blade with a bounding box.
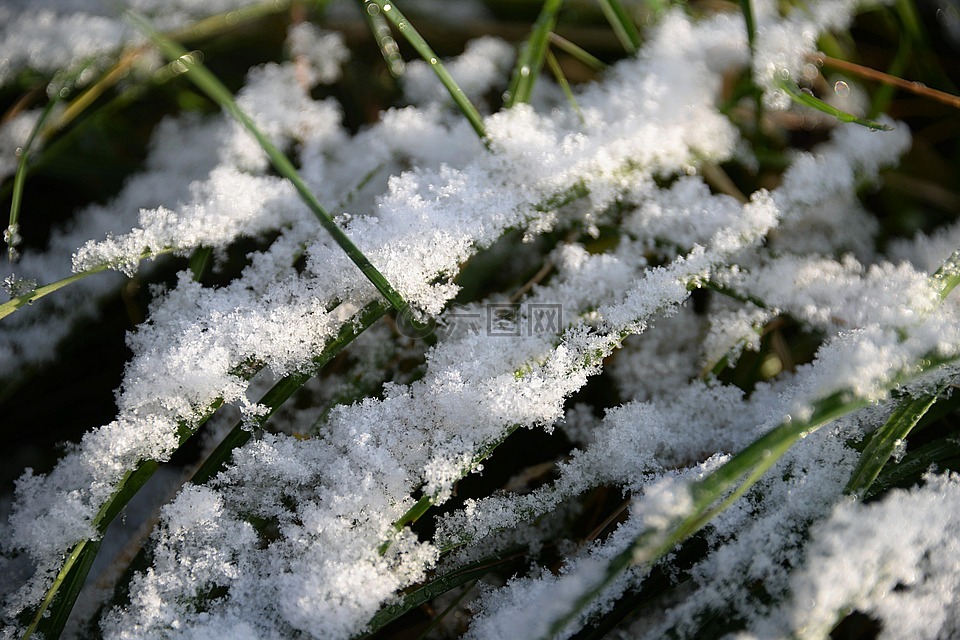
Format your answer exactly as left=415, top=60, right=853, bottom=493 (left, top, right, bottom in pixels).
left=363, top=0, right=487, bottom=142
left=539, top=364, right=956, bottom=638
left=0, top=247, right=181, bottom=322
left=1, top=265, right=105, bottom=321
left=778, top=80, right=893, bottom=130
left=597, top=0, right=640, bottom=54
left=505, top=0, right=564, bottom=108
left=128, top=10, right=411, bottom=314
left=844, top=247, right=960, bottom=498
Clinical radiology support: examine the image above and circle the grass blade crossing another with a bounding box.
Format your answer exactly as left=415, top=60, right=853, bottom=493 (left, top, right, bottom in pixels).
left=363, top=1, right=487, bottom=143
left=128, top=10, right=411, bottom=314
left=505, top=0, right=564, bottom=108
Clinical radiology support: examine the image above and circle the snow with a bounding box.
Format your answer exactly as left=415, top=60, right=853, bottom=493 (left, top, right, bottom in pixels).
left=2, top=0, right=957, bottom=639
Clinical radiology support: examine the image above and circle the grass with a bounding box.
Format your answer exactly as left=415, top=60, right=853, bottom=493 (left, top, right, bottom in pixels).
left=2, top=1, right=959, bottom=638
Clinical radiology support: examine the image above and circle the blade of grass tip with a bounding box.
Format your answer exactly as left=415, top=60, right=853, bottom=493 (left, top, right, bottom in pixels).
left=548, top=33, right=606, bottom=71
left=844, top=390, right=943, bottom=499
left=778, top=80, right=893, bottom=130
left=597, top=0, right=640, bottom=55
left=505, top=0, right=564, bottom=109
left=363, top=1, right=487, bottom=143
left=128, top=10, right=411, bottom=314
left=1, top=266, right=105, bottom=321
left=931, top=247, right=960, bottom=302
left=546, top=49, right=584, bottom=122
left=359, top=0, right=406, bottom=77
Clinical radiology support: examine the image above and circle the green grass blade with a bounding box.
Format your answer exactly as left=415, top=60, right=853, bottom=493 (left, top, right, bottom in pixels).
left=867, top=433, right=960, bottom=499
left=128, top=10, right=411, bottom=314
left=843, top=247, right=960, bottom=498
left=364, top=1, right=487, bottom=142
left=6, top=101, right=55, bottom=261
left=548, top=33, right=606, bottom=71
left=546, top=49, right=584, bottom=122
left=778, top=80, right=893, bottom=130
left=20, top=539, right=102, bottom=640
left=0, top=246, right=183, bottom=323
left=19, top=451, right=174, bottom=640
left=597, top=0, right=640, bottom=54
left=25, top=302, right=390, bottom=636
left=505, top=0, right=564, bottom=108
left=932, top=248, right=960, bottom=301
left=1, top=265, right=107, bottom=321
left=541, top=348, right=960, bottom=638
left=844, top=391, right=942, bottom=499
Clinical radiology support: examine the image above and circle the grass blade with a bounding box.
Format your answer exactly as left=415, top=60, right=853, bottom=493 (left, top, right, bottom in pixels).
left=932, top=248, right=960, bottom=301
left=128, top=10, right=411, bottom=314
left=1, top=265, right=105, bottom=321
left=359, top=548, right=523, bottom=638
left=360, top=0, right=406, bottom=77
left=505, top=0, right=564, bottom=108
left=364, top=1, right=487, bottom=142
left=546, top=49, right=583, bottom=122
left=778, top=80, right=893, bottom=130
left=843, top=247, right=960, bottom=498
left=844, top=391, right=942, bottom=499
left=597, top=0, right=640, bottom=54
left=548, top=33, right=606, bottom=71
